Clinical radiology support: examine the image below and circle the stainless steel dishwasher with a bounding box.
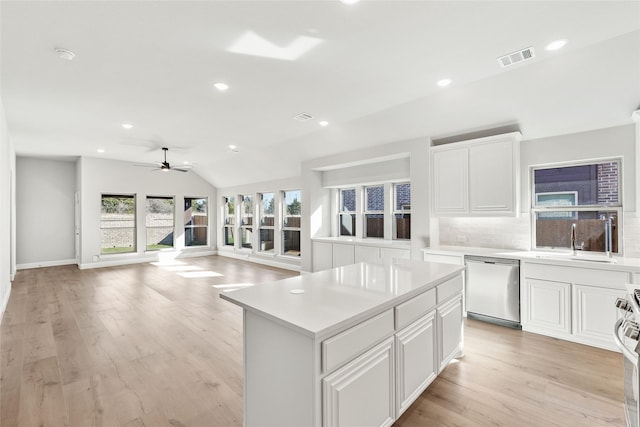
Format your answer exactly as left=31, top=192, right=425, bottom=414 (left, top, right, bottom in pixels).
left=464, top=255, right=520, bottom=327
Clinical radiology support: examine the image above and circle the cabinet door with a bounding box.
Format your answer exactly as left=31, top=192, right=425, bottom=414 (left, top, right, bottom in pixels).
left=313, top=241, right=333, bottom=272
left=380, top=247, right=410, bottom=262
left=437, top=295, right=463, bottom=373
left=396, top=312, right=436, bottom=417
left=469, top=139, right=515, bottom=214
left=333, top=243, right=355, bottom=268
left=573, top=284, right=625, bottom=349
left=355, top=245, right=380, bottom=263
left=432, top=147, right=468, bottom=215
left=323, top=337, right=395, bottom=427
left=524, top=279, right=571, bottom=334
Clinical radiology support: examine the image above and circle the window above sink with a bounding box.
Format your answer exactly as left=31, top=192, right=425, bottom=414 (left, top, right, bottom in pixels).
left=531, top=158, right=622, bottom=255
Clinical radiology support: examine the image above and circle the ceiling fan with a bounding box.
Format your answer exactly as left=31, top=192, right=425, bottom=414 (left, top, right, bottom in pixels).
left=134, top=147, right=191, bottom=173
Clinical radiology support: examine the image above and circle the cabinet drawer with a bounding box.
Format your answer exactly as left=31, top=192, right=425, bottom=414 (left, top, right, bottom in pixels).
left=395, top=289, right=436, bottom=330
left=322, top=309, right=394, bottom=374
left=524, top=263, right=629, bottom=289
left=437, top=275, right=463, bottom=303
left=423, top=253, right=464, bottom=265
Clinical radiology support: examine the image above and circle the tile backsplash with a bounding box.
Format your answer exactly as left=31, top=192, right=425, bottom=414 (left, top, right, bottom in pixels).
left=438, top=212, right=640, bottom=258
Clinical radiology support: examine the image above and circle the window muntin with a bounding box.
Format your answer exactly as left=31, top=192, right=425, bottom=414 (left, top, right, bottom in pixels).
left=364, top=185, right=384, bottom=238
left=259, top=193, right=275, bottom=253
left=223, top=196, right=235, bottom=247
left=184, top=197, right=208, bottom=247
left=283, top=190, right=301, bottom=257
left=240, top=195, right=253, bottom=249
left=146, top=196, right=174, bottom=251
left=532, top=160, right=621, bottom=254
left=339, top=188, right=356, bottom=237
left=101, top=194, right=136, bottom=254
left=393, top=182, right=411, bottom=240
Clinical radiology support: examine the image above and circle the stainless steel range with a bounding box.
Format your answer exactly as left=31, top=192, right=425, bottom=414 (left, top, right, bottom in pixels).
left=614, top=285, right=640, bottom=427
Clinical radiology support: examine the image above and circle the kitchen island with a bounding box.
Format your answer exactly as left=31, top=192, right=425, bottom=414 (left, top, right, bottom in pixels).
left=221, top=259, right=465, bottom=427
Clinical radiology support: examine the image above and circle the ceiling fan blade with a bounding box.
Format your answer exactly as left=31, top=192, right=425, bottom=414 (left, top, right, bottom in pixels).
left=133, top=163, right=161, bottom=168
left=172, top=168, right=189, bottom=173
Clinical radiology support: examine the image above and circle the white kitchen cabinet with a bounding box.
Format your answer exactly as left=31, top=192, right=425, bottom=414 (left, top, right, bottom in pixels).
left=524, top=278, right=571, bottom=334
left=572, top=284, right=625, bottom=348
left=332, top=243, right=355, bottom=267
left=431, top=132, right=521, bottom=217
left=432, top=147, right=468, bottom=215
left=522, top=261, right=630, bottom=350
left=380, top=247, right=410, bottom=261
left=355, top=245, right=380, bottom=263
left=395, top=312, right=436, bottom=417
left=323, top=337, right=395, bottom=427
left=437, top=294, right=464, bottom=373
left=312, top=241, right=333, bottom=272
left=422, top=252, right=464, bottom=265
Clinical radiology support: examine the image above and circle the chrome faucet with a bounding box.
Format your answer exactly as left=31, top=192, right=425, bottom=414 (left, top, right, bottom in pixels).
left=603, top=215, right=614, bottom=258
left=570, top=223, right=577, bottom=255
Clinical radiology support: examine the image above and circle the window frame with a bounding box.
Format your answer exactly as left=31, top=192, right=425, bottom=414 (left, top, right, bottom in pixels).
left=239, top=194, right=254, bottom=249
left=145, top=195, right=175, bottom=251
left=184, top=196, right=209, bottom=247
left=530, top=158, right=622, bottom=254
left=392, top=182, right=411, bottom=240
left=338, top=187, right=357, bottom=237
left=282, top=189, right=301, bottom=258
left=222, top=196, right=235, bottom=247
left=100, top=193, right=137, bottom=254
left=258, top=192, right=275, bottom=254
left=364, top=184, right=385, bottom=238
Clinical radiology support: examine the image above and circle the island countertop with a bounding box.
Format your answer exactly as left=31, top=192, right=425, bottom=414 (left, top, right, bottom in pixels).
left=220, top=259, right=465, bottom=339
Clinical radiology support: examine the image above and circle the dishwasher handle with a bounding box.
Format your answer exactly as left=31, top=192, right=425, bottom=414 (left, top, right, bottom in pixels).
left=464, top=255, right=520, bottom=266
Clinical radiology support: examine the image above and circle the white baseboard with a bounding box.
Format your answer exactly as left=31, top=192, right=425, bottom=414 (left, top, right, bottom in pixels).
left=0, top=287, right=10, bottom=323
left=218, top=250, right=301, bottom=272
left=79, top=250, right=217, bottom=270
left=17, top=258, right=77, bottom=270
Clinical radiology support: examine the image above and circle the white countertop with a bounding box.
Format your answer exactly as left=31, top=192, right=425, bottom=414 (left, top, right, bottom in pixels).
left=312, top=236, right=411, bottom=249
left=220, top=259, right=464, bottom=338
left=423, top=245, right=640, bottom=272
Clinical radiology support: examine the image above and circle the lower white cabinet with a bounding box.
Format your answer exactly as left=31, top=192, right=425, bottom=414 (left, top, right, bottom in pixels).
left=437, top=295, right=464, bottom=373
left=323, top=337, right=395, bottom=427
left=312, top=239, right=410, bottom=271
left=333, top=243, right=355, bottom=268
left=521, top=262, right=629, bottom=350
left=355, top=245, right=380, bottom=263
left=313, top=241, right=333, bottom=272
left=524, top=278, right=571, bottom=334
left=395, top=312, right=436, bottom=417
left=380, top=247, right=411, bottom=262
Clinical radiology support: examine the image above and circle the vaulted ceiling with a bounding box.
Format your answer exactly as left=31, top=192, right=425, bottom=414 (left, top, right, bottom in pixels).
left=2, top=1, right=639, bottom=187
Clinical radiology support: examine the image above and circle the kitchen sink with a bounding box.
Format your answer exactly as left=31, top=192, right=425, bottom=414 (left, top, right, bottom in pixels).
left=505, top=251, right=618, bottom=264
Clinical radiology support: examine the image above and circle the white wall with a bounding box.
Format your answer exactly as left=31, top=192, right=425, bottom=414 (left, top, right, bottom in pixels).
left=301, top=137, right=430, bottom=272
left=78, top=156, right=217, bottom=269
left=0, top=99, right=16, bottom=319
left=16, top=157, right=76, bottom=268
left=217, top=176, right=302, bottom=270
left=0, top=101, right=15, bottom=316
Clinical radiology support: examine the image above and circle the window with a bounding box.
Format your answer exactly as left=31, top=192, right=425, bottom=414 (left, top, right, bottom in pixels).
left=184, top=197, right=208, bottom=247
left=532, top=160, right=621, bottom=254
left=364, top=185, right=384, bottom=238
left=393, top=183, right=411, bottom=240
left=100, top=194, right=136, bottom=254
left=146, top=196, right=174, bottom=250
left=240, top=195, right=253, bottom=249
left=223, top=196, right=235, bottom=247
left=283, top=190, right=301, bottom=257
left=259, top=192, right=275, bottom=253
left=339, top=188, right=356, bottom=236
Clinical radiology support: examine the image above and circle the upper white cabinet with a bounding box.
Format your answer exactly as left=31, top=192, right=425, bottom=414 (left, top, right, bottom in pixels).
left=431, top=132, right=521, bottom=217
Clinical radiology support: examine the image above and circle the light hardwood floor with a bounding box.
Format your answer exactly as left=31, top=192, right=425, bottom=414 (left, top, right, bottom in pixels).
left=0, top=256, right=625, bottom=426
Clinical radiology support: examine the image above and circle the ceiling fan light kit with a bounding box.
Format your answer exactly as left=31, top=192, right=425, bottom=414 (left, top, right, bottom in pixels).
left=134, top=147, right=190, bottom=173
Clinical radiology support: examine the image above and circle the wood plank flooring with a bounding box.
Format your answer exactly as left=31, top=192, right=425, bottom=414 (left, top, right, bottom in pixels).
left=0, top=256, right=625, bottom=426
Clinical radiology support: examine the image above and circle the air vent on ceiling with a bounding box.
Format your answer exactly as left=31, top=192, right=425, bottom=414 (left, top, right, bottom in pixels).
left=293, top=112, right=314, bottom=122
left=497, top=46, right=535, bottom=68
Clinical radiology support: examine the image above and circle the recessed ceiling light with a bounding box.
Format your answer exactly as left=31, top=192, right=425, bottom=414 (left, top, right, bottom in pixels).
left=214, top=82, right=229, bottom=92
left=545, top=39, right=567, bottom=51
left=97, top=148, right=105, bottom=153
left=340, top=0, right=360, bottom=4
left=55, top=48, right=75, bottom=61
left=121, top=123, right=133, bottom=129
left=319, top=121, right=329, bottom=127
left=437, top=78, right=452, bottom=87
left=228, top=144, right=239, bottom=152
